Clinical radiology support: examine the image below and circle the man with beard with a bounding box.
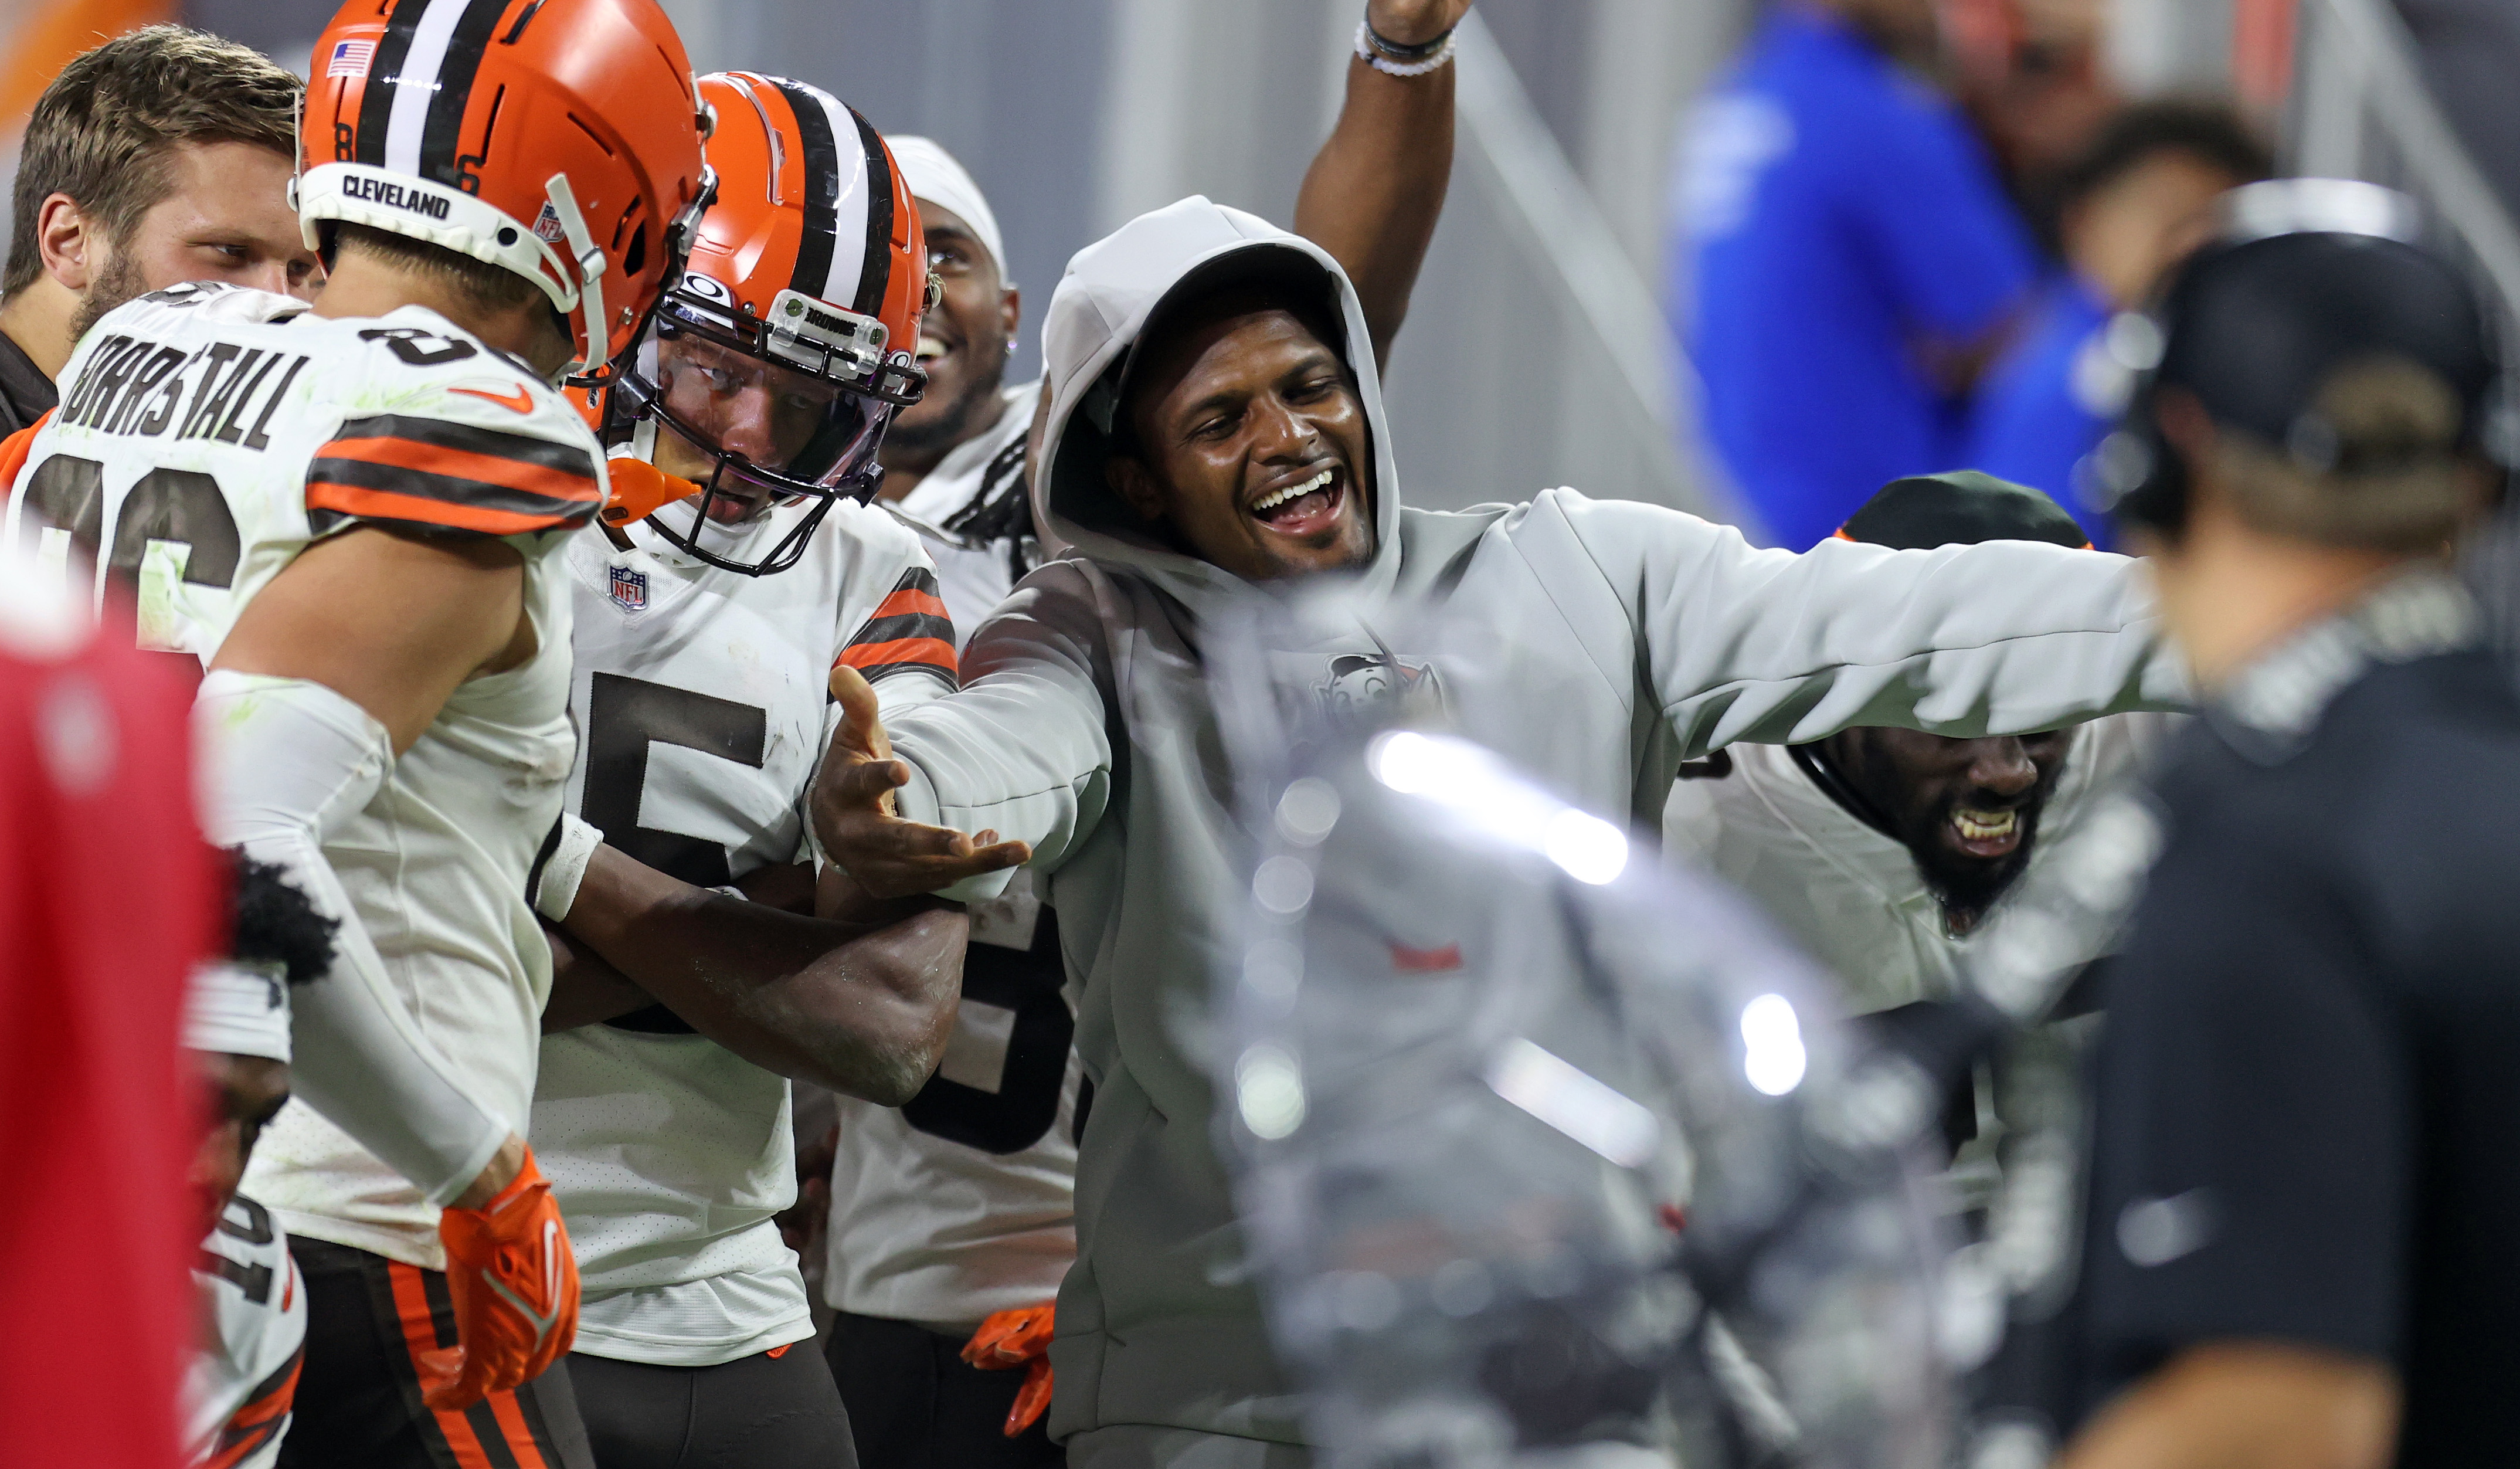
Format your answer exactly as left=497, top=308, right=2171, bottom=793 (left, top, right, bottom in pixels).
left=1665, top=471, right=2159, bottom=1020
left=0, top=28, right=321, bottom=433
left=809, top=189, right=2184, bottom=1465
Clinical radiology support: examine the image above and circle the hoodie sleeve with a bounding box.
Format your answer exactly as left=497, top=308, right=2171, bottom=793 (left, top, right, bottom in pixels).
left=1543, top=491, right=2188, bottom=755
left=879, top=560, right=1116, bottom=900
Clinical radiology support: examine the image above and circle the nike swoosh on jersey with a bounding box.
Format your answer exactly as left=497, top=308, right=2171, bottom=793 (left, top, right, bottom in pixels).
left=448, top=383, right=536, bottom=415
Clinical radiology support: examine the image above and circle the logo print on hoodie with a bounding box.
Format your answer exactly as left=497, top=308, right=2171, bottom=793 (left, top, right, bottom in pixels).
left=1315, top=639, right=1444, bottom=727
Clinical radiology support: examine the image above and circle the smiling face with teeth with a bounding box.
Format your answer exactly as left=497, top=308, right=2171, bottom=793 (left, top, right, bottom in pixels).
left=878, top=204, right=1021, bottom=496
left=1105, top=297, right=1376, bottom=583
left=1815, top=725, right=2076, bottom=932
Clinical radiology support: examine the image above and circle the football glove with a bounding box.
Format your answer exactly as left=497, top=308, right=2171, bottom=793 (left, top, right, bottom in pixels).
left=962, top=1302, right=1056, bottom=1437
left=421, top=1147, right=579, bottom=1410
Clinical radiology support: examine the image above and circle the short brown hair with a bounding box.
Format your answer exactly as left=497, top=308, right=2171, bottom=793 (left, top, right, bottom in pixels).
left=331, top=223, right=572, bottom=370
left=2213, top=357, right=2482, bottom=551
left=3, top=26, right=301, bottom=298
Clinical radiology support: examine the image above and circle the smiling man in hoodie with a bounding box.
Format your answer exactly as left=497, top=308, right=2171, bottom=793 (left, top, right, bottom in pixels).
left=812, top=196, right=2186, bottom=1467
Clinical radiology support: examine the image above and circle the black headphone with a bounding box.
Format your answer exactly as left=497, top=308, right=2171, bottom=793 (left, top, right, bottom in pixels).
left=2090, top=179, right=2505, bottom=540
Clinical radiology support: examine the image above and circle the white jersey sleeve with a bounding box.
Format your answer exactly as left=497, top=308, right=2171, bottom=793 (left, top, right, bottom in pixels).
left=186, top=1195, right=305, bottom=1469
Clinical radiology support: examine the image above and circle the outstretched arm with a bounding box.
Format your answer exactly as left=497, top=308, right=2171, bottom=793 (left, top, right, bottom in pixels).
left=1546, top=493, right=2185, bottom=752
left=546, top=838, right=969, bottom=1106
left=1294, top=0, right=1472, bottom=367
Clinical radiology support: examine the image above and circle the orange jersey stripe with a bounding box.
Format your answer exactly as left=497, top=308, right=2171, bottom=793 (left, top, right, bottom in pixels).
left=385, top=1264, right=498, bottom=1469
left=307, top=480, right=582, bottom=537
left=319, top=436, right=599, bottom=505
left=483, top=1392, right=552, bottom=1469
left=205, top=1354, right=300, bottom=1469
left=837, top=636, right=957, bottom=674
left=871, top=586, right=950, bottom=622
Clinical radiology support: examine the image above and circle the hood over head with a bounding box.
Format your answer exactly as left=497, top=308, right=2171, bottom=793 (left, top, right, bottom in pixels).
left=1035, top=196, right=1402, bottom=606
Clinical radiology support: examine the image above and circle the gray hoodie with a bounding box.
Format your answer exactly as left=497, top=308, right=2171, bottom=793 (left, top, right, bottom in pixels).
left=876, top=197, right=2183, bottom=1447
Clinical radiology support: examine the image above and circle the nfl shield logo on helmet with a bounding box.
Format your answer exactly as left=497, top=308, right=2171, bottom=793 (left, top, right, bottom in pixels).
left=609, top=565, right=648, bottom=612
left=534, top=201, right=568, bottom=245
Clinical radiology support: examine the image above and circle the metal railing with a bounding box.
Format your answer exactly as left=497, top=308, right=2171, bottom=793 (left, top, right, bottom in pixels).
left=2288, top=0, right=2520, bottom=331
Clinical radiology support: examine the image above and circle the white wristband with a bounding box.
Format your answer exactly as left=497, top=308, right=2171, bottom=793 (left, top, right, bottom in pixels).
left=1354, top=18, right=1457, bottom=76
left=535, top=812, right=604, bottom=922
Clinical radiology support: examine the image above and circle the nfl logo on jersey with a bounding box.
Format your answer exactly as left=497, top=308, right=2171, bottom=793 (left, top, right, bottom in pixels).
left=610, top=565, right=648, bottom=612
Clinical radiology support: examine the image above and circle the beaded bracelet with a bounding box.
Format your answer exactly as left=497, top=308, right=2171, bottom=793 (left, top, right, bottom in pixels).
left=1354, top=17, right=1458, bottom=77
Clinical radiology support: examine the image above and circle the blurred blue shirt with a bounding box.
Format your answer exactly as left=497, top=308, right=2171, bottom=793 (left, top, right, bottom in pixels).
left=1675, top=4, right=2039, bottom=548
left=1967, top=273, right=2122, bottom=546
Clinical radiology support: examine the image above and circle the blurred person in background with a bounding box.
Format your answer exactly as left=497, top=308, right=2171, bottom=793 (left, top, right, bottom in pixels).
left=0, top=542, right=220, bottom=1469
left=823, top=8, right=1469, bottom=1463
left=0, top=27, right=319, bottom=433
left=2058, top=181, right=2519, bottom=1468
left=1944, top=0, right=2120, bottom=202
left=1968, top=102, right=2271, bottom=541
left=184, top=856, right=338, bottom=1469
left=1674, top=0, right=2041, bottom=549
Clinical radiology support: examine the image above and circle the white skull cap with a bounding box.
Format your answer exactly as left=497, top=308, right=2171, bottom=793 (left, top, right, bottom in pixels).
left=887, top=135, right=1008, bottom=286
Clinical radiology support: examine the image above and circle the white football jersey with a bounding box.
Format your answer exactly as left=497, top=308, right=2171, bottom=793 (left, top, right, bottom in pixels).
left=530, top=494, right=955, bottom=1366
left=1661, top=717, right=2161, bottom=1013
left=186, top=1195, right=305, bottom=1469
left=824, top=868, right=1085, bottom=1326
left=884, top=376, right=1040, bottom=636
left=832, top=382, right=1085, bottom=1329
left=4, top=284, right=593, bottom=1268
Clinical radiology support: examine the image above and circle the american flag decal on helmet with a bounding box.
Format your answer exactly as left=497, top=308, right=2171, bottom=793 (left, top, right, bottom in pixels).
left=327, top=39, right=375, bottom=79
left=835, top=566, right=956, bottom=687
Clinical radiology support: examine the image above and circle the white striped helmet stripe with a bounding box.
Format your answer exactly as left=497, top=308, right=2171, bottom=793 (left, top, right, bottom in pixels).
left=383, top=0, right=471, bottom=177
left=801, top=81, right=869, bottom=307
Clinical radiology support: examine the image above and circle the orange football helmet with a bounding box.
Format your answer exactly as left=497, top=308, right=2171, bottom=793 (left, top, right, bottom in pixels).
left=298, top=0, right=716, bottom=378
left=600, top=72, right=933, bottom=575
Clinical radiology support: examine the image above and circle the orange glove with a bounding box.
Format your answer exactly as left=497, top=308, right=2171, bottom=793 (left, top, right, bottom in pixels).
left=420, top=1148, right=579, bottom=1411
left=962, top=1302, right=1056, bottom=1437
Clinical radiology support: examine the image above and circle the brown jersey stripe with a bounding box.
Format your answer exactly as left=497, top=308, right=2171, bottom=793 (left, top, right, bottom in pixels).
left=849, top=608, right=955, bottom=647
left=334, top=413, right=601, bottom=477
left=310, top=451, right=596, bottom=515
left=870, top=585, right=950, bottom=622
left=837, top=636, right=958, bottom=683
left=307, top=479, right=593, bottom=536
left=318, top=437, right=599, bottom=506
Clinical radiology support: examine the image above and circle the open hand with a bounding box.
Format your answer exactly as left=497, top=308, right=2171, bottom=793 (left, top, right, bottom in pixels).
left=814, top=665, right=1031, bottom=899
left=1366, top=0, right=1472, bottom=46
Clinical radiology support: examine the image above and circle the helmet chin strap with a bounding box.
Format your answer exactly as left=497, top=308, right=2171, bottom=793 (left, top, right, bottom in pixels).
left=544, top=173, right=610, bottom=377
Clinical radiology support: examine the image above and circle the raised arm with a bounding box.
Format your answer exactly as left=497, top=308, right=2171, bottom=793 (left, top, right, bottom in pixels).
left=541, top=834, right=969, bottom=1105
left=1293, top=0, right=1472, bottom=367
